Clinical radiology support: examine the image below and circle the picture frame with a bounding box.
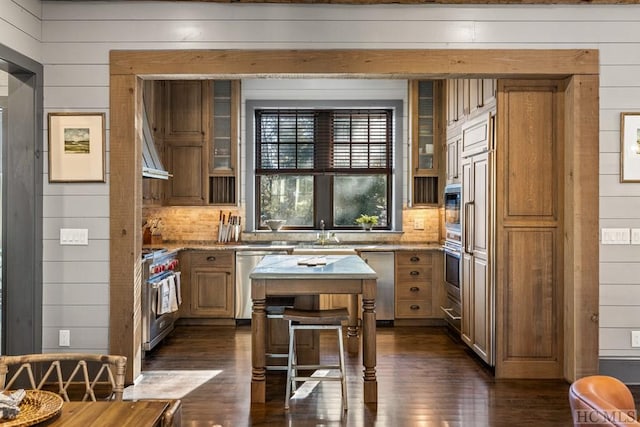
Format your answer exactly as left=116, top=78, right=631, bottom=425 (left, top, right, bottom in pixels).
left=48, top=113, right=106, bottom=182
left=620, top=112, right=640, bottom=182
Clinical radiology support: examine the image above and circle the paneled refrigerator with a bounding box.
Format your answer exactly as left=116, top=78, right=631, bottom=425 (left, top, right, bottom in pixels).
left=460, top=111, right=496, bottom=366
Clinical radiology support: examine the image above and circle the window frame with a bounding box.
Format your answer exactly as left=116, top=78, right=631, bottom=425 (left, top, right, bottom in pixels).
left=246, top=100, right=403, bottom=231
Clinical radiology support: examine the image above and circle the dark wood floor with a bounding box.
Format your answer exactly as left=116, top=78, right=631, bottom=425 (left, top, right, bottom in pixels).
left=141, top=325, right=634, bottom=426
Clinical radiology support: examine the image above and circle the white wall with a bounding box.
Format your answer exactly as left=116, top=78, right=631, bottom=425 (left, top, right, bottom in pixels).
left=1, top=0, right=41, bottom=62
left=32, top=1, right=640, bottom=358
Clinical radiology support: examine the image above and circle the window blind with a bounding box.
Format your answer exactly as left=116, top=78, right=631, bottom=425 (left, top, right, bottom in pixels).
left=256, top=109, right=393, bottom=174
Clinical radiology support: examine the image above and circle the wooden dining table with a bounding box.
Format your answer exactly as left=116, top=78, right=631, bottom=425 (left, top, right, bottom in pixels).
left=249, top=254, right=378, bottom=404
left=39, top=400, right=174, bottom=426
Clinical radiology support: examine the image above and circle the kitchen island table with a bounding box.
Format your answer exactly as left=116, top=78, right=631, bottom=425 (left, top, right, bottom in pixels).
left=249, top=254, right=378, bottom=404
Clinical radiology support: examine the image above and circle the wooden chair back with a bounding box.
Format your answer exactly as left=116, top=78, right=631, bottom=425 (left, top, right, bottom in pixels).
left=0, top=353, right=127, bottom=401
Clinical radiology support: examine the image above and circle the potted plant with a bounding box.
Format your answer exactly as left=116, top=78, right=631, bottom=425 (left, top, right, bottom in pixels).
left=355, top=214, right=379, bottom=231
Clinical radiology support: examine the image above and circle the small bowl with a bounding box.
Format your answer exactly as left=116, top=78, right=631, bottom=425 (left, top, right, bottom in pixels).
left=265, top=219, right=286, bottom=231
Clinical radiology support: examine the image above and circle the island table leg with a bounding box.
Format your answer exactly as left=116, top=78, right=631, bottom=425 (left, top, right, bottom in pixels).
left=251, top=280, right=266, bottom=403
left=347, top=294, right=359, bottom=354
left=362, top=278, right=377, bottom=403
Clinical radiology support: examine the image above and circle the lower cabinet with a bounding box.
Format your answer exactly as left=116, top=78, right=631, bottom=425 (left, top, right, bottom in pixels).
left=179, top=250, right=235, bottom=318
left=394, top=250, right=444, bottom=321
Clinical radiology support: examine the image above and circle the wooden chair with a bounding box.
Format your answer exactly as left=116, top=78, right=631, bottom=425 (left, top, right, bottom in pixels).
left=0, top=353, right=127, bottom=401
left=283, top=307, right=349, bottom=412
left=569, top=375, right=640, bottom=426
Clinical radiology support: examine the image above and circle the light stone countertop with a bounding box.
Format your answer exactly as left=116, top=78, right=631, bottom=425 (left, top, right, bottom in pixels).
left=156, top=241, right=443, bottom=253
left=249, top=254, right=378, bottom=280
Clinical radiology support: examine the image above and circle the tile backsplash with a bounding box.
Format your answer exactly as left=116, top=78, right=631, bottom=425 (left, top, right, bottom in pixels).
left=143, top=205, right=442, bottom=243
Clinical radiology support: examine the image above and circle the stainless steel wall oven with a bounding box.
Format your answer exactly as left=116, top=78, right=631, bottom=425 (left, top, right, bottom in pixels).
left=142, top=249, right=180, bottom=352
left=442, top=184, right=463, bottom=334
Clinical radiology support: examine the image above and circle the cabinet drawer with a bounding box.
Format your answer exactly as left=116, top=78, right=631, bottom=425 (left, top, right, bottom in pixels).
left=396, top=300, right=432, bottom=318
left=396, top=251, right=432, bottom=266
left=396, top=282, right=431, bottom=300
left=396, top=265, right=432, bottom=282
left=189, top=251, right=233, bottom=267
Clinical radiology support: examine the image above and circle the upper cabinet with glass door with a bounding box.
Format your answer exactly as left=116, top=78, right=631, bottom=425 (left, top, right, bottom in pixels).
left=209, top=81, right=240, bottom=205
left=410, top=80, right=444, bottom=205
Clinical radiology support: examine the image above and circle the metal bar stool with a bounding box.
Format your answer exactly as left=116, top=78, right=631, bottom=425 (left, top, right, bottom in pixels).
left=283, top=307, right=349, bottom=412
left=265, top=297, right=295, bottom=371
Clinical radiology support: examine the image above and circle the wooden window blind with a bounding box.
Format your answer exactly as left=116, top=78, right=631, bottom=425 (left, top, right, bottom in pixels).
left=255, top=109, right=393, bottom=174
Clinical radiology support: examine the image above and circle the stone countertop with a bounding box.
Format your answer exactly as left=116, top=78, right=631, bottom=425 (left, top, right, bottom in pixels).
left=250, top=254, right=378, bottom=280
left=154, top=241, right=443, bottom=252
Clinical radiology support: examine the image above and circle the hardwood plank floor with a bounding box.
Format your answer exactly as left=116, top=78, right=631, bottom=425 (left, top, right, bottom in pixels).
left=141, top=325, right=635, bottom=426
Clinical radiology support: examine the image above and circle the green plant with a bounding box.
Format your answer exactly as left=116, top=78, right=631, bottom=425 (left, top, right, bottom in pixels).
left=355, top=214, right=379, bottom=226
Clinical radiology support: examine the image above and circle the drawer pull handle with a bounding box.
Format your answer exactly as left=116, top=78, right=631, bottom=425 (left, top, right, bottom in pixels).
left=206, top=256, right=216, bottom=262
left=410, top=305, right=420, bottom=310
left=410, top=271, right=420, bottom=276
left=410, top=286, right=420, bottom=292
left=410, top=256, right=420, bottom=262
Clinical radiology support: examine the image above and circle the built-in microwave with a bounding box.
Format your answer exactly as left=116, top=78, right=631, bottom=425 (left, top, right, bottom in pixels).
left=444, top=184, right=462, bottom=242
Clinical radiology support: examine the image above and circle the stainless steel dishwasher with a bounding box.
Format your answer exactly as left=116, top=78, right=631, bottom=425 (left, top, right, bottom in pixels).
left=360, top=251, right=395, bottom=321
left=235, top=250, right=289, bottom=320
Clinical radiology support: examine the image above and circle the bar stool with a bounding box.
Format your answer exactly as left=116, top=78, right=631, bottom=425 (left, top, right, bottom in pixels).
left=265, top=297, right=295, bottom=371
left=283, top=307, right=349, bottom=412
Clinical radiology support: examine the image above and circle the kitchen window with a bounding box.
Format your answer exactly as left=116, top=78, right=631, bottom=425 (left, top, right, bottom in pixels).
left=253, top=108, right=395, bottom=230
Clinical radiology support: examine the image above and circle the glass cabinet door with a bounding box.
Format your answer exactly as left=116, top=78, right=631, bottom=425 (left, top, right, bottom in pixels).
left=417, top=81, right=435, bottom=170
left=210, top=81, right=233, bottom=172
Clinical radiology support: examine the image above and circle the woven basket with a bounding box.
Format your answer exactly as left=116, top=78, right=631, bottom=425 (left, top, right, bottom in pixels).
left=0, top=390, right=63, bottom=426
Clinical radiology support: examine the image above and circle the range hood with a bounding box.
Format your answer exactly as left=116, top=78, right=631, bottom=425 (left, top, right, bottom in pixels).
left=142, top=100, right=170, bottom=180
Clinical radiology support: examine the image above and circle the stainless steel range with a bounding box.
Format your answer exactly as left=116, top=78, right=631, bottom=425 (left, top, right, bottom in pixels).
left=142, top=248, right=180, bottom=353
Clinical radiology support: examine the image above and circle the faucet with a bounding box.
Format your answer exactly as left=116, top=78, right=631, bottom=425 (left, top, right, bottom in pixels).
left=316, top=220, right=340, bottom=245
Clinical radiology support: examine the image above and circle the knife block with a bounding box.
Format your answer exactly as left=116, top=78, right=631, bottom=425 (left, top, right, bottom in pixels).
left=151, top=232, right=163, bottom=245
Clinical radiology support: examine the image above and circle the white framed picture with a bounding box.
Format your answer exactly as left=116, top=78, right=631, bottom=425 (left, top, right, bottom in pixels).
left=48, top=113, right=106, bottom=183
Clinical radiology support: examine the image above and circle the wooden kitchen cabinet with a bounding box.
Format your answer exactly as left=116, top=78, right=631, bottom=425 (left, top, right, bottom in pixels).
left=163, top=81, right=209, bottom=205
left=410, top=80, right=445, bottom=205
left=164, top=81, right=209, bottom=140
left=165, top=140, right=207, bottom=205
left=179, top=250, right=235, bottom=318
left=160, top=80, right=239, bottom=206
left=208, top=81, right=240, bottom=205
left=394, top=251, right=443, bottom=320
left=446, top=133, right=461, bottom=184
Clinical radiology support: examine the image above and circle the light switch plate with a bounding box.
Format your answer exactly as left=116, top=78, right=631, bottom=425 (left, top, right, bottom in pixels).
left=59, top=330, right=70, bottom=347
left=601, top=228, right=630, bottom=245
left=632, top=331, right=640, bottom=348
left=632, top=229, right=640, bottom=245
left=413, top=218, right=425, bottom=230
left=60, top=228, right=89, bottom=245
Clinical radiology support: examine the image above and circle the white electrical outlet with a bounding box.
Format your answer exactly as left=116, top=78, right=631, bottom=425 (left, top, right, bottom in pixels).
left=632, top=331, right=640, bottom=348
left=414, top=218, right=425, bottom=230
left=59, top=329, right=70, bottom=347
left=632, top=229, right=640, bottom=245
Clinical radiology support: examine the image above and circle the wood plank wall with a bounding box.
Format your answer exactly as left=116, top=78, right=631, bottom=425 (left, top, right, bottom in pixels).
left=0, top=1, right=631, bottom=366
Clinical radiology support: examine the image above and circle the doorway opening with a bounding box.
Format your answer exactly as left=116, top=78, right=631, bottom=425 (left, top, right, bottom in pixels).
left=109, top=49, right=599, bottom=384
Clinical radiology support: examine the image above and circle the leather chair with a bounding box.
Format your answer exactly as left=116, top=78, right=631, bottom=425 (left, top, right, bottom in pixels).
left=569, top=375, right=639, bottom=426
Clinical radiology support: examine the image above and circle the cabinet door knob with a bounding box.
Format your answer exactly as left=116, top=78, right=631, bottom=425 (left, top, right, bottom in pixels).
left=410, top=286, right=419, bottom=292
left=410, top=305, right=420, bottom=310
left=206, top=256, right=216, bottom=262
left=410, top=270, right=420, bottom=276
left=410, top=256, right=420, bottom=262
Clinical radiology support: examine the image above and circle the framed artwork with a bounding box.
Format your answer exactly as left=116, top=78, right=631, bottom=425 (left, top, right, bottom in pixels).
left=48, top=113, right=106, bottom=182
left=620, top=112, right=640, bottom=182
